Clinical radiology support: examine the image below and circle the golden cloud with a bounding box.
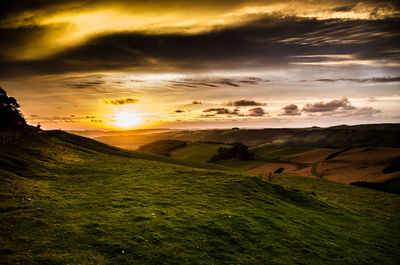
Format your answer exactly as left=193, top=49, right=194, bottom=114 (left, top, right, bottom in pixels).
left=2, top=1, right=398, bottom=60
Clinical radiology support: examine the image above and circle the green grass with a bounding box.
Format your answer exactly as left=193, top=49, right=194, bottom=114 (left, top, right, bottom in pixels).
left=138, top=140, right=187, bottom=156
left=169, top=143, right=313, bottom=171
left=0, top=132, right=399, bottom=264
left=215, top=158, right=267, bottom=171
left=214, top=145, right=315, bottom=171
left=170, top=143, right=229, bottom=162
left=250, top=145, right=314, bottom=162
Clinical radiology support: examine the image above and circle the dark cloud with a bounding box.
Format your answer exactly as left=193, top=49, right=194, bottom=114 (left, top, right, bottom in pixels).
left=315, top=77, right=400, bottom=83
left=66, top=81, right=105, bottom=89
left=174, top=109, right=185, bottom=113
left=203, top=108, right=239, bottom=115
left=168, top=81, right=198, bottom=89
left=248, top=107, right=266, bottom=116
left=192, top=100, right=202, bottom=104
left=170, top=77, right=264, bottom=90
left=302, top=97, right=355, bottom=113
left=279, top=104, right=301, bottom=116
left=181, top=79, right=219, bottom=87
left=225, top=99, right=266, bottom=106
left=103, top=98, right=139, bottom=105
left=2, top=15, right=399, bottom=79
left=218, top=79, right=240, bottom=87
left=301, top=97, right=381, bottom=117
left=238, top=77, right=263, bottom=85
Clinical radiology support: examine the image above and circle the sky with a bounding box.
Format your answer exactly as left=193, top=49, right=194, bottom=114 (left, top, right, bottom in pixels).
left=1, top=0, right=399, bottom=130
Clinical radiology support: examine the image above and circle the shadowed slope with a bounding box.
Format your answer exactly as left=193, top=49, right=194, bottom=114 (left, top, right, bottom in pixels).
left=0, top=132, right=399, bottom=264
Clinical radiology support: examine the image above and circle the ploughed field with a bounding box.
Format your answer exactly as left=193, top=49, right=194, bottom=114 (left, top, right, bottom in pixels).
left=144, top=140, right=400, bottom=188
left=0, top=132, right=399, bottom=264
left=249, top=147, right=400, bottom=185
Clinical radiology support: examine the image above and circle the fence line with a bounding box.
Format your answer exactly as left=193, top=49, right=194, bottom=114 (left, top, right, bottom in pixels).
left=0, top=132, right=24, bottom=146
left=0, top=128, right=61, bottom=147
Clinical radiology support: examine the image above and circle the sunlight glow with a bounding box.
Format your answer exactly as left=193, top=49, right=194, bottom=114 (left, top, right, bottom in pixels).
left=112, top=111, right=143, bottom=128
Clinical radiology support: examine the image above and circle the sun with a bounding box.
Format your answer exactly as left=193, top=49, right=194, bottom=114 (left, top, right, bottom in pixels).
left=112, top=111, right=143, bottom=128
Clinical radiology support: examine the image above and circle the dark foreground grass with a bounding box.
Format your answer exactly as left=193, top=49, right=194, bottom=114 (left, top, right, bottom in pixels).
left=0, top=132, right=399, bottom=264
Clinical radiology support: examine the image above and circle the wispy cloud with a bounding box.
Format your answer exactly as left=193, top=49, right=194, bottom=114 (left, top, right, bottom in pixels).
left=314, top=77, right=400, bottom=83
left=103, top=98, right=139, bottom=105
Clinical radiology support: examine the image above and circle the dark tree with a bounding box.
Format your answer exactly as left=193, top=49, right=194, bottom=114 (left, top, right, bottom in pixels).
left=0, top=87, right=26, bottom=128
left=208, top=142, right=253, bottom=162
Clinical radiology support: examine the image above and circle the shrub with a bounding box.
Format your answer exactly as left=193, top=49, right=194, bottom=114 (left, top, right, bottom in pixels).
left=208, top=142, right=253, bottom=162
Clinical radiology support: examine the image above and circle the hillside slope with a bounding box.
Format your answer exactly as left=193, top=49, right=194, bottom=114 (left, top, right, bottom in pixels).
left=0, top=132, right=399, bottom=264
left=93, top=124, right=400, bottom=149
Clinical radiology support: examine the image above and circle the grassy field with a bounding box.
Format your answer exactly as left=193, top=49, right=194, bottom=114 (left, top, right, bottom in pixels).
left=0, top=132, right=399, bottom=264
left=139, top=140, right=187, bottom=156
left=170, top=143, right=229, bottom=163
left=168, top=143, right=313, bottom=171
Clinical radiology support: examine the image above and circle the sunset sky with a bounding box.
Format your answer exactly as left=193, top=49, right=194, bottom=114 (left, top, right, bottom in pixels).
left=1, top=0, right=399, bottom=130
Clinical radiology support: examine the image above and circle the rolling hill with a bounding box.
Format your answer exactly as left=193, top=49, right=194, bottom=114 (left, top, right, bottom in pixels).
left=0, top=131, right=399, bottom=264
left=89, top=124, right=400, bottom=150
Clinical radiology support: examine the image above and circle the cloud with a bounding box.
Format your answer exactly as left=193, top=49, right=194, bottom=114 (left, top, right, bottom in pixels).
left=103, top=98, right=139, bottom=105
left=301, top=97, right=381, bottom=117
left=66, top=81, right=105, bottom=89
left=238, top=77, right=265, bottom=85
left=217, top=79, right=240, bottom=87
left=248, top=107, right=266, bottom=116
left=2, top=14, right=399, bottom=79
left=302, top=97, right=355, bottom=113
left=314, top=77, right=400, bottom=83
left=192, top=100, right=202, bottom=104
left=225, top=99, right=266, bottom=106
left=350, top=107, right=381, bottom=116
left=203, top=108, right=239, bottom=115
left=279, top=104, right=301, bottom=116
left=174, top=109, right=185, bottom=113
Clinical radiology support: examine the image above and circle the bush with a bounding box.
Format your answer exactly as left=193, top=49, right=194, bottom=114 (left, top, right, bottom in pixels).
left=208, top=142, right=253, bottom=162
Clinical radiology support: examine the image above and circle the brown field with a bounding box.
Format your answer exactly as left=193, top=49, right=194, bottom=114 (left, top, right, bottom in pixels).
left=329, top=147, right=400, bottom=163
left=282, top=148, right=342, bottom=163
left=317, top=147, right=400, bottom=184
left=250, top=147, right=400, bottom=184
left=249, top=163, right=315, bottom=177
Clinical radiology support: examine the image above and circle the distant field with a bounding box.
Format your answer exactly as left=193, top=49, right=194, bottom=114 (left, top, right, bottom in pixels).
left=170, top=143, right=229, bottom=162
left=1, top=132, right=399, bottom=264
left=249, top=147, right=400, bottom=192
left=90, top=124, right=400, bottom=149
left=138, top=140, right=187, bottom=156
left=168, top=143, right=313, bottom=171
left=139, top=140, right=400, bottom=190
left=317, top=147, right=400, bottom=184
left=282, top=148, right=340, bottom=164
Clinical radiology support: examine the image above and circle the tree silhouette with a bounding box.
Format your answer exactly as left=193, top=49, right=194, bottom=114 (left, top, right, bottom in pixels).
left=0, top=87, right=26, bottom=128
left=208, top=142, right=253, bottom=162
